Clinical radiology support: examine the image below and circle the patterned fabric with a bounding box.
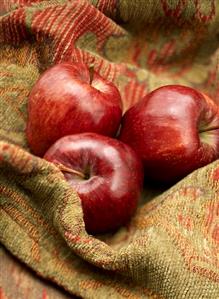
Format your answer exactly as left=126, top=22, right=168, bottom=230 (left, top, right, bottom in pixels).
left=0, top=245, right=76, bottom=299
left=0, top=1, right=219, bottom=298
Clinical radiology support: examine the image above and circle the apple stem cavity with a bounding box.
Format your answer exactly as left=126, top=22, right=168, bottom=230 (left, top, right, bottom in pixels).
left=54, top=162, right=85, bottom=179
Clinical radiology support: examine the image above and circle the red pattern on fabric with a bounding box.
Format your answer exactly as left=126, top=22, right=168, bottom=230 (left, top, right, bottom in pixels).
left=195, top=0, right=215, bottom=22
left=161, top=0, right=187, bottom=18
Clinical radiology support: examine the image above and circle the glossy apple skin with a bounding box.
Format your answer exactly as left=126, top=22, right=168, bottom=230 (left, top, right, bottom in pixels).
left=119, top=85, right=219, bottom=183
left=26, top=62, right=122, bottom=156
left=44, top=133, right=143, bottom=234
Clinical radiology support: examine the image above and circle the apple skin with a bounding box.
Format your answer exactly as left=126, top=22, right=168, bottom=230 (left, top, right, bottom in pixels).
left=119, top=85, right=219, bottom=183
left=43, top=132, right=143, bottom=234
left=26, top=62, right=122, bottom=156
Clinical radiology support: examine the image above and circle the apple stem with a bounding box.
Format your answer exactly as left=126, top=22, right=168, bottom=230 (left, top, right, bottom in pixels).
left=199, top=126, right=219, bottom=133
left=89, top=65, right=95, bottom=84
left=54, top=162, right=85, bottom=179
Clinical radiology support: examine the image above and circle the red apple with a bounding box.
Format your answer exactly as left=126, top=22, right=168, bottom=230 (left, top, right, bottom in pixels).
left=44, top=132, right=143, bottom=234
left=26, top=62, right=122, bottom=156
left=119, top=85, right=219, bottom=183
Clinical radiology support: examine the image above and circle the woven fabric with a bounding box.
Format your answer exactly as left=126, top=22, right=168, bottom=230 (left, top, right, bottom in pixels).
left=0, top=245, right=77, bottom=299
left=0, top=1, right=219, bottom=298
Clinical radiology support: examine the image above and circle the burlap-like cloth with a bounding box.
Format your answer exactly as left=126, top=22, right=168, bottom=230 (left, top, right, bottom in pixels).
left=1, top=1, right=219, bottom=298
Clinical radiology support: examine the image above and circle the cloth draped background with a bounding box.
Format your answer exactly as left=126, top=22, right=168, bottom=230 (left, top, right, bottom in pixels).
left=0, top=0, right=219, bottom=298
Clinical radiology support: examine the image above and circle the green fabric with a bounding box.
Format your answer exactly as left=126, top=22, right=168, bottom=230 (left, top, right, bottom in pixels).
left=1, top=1, right=219, bottom=298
